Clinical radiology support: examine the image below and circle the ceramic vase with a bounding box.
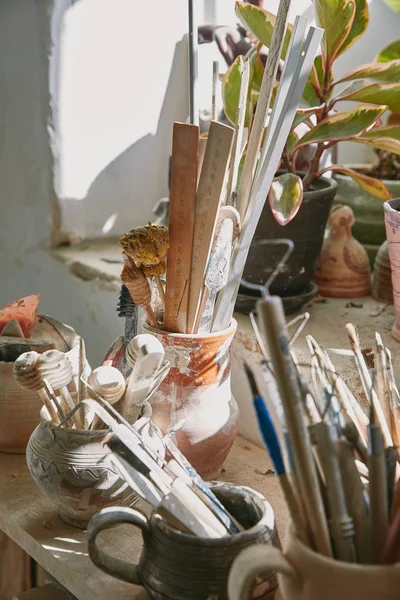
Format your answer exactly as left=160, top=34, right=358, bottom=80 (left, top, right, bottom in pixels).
left=313, top=204, right=371, bottom=298
left=145, top=320, right=239, bottom=480
left=384, top=199, right=400, bottom=341
left=372, top=240, right=393, bottom=304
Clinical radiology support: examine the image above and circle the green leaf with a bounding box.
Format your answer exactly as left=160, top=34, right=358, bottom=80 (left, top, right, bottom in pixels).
left=337, top=60, right=400, bottom=83
left=291, top=110, right=316, bottom=131
left=221, top=56, right=252, bottom=127
left=268, top=173, right=304, bottom=225
left=235, top=2, right=292, bottom=58
left=376, top=40, right=400, bottom=63
left=302, top=81, right=322, bottom=108
left=354, top=137, right=400, bottom=154
left=382, top=0, right=400, bottom=12
left=314, top=0, right=356, bottom=64
left=332, top=167, right=392, bottom=199
left=338, top=0, right=369, bottom=56
left=249, top=50, right=264, bottom=91
left=295, top=104, right=387, bottom=147
left=340, top=82, right=400, bottom=114
left=362, top=125, right=400, bottom=141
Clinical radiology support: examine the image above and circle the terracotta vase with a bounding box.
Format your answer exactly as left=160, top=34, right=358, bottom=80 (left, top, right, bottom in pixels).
left=372, top=240, right=393, bottom=304
left=313, top=204, right=371, bottom=298
left=26, top=414, right=163, bottom=528
left=384, top=199, right=400, bottom=341
left=145, top=320, right=239, bottom=480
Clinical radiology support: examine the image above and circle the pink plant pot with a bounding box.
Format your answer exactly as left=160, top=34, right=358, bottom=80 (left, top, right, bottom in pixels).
left=384, top=199, right=400, bottom=341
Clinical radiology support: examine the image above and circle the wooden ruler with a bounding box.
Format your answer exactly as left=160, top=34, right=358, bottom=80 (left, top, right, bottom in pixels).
left=187, top=120, right=234, bottom=333
left=164, top=123, right=199, bottom=333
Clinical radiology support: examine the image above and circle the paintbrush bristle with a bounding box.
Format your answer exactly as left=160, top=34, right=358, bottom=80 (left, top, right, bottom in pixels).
left=362, top=346, right=375, bottom=370
left=117, top=284, right=137, bottom=318
left=243, top=363, right=260, bottom=399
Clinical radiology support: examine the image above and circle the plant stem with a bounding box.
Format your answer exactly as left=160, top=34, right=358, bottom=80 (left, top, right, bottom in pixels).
left=303, top=143, right=325, bottom=190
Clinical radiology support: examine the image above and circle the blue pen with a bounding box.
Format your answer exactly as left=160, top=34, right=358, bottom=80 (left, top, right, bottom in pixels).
left=244, top=362, right=309, bottom=542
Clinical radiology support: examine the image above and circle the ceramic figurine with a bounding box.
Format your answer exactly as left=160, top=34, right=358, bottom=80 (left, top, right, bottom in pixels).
left=313, top=204, right=371, bottom=298
left=372, top=240, right=393, bottom=304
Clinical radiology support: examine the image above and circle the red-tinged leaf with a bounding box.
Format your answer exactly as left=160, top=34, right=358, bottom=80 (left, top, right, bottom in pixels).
left=337, top=60, right=400, bottom=83
left=295, top=104, right=387, bottom=148
left=332, top=167, right=392, bottom=199
left=388, top=112, right=400, bottom=125
left=0, top=294, right=41, bottom=338
left=376, top=39, right=400, bottom=63
left=268, top=173, right=303, bottom=225
left=235, top=2, right=292, bottom=59
left=221, top=56, right=252, bottom=127
left=338, top=0, right=369, bottom=56
left=314, top=0, right=356, bottom=64
left=354, top=136, right=400, bottom=154
left=362, top=125, right=400, bottom=140
left=339, top=82, right=400, bottom=114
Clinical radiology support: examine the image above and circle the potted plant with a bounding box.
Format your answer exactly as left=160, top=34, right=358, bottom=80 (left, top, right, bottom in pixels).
left=222, top=0, right=400, bottom=310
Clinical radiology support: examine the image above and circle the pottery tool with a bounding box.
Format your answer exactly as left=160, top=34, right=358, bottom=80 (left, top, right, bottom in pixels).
left=244, top=363, right=309, bottom=544
left=164, top=123, right=199, bottom=333
left=212, top=24, right=323, bottom=332
left=196, top=217, right=234, bottom=333
left=187, top=120, right=234, bottom=334
left=368, top=403, right=389, bottom=562
left=226, top=60, right=250, bottom=207
left=121, top=334, right=165, bottom=423
left=257, top=294, right=332, bottom=557
left=341, top=421, right=368, bottom=465
left=117, top=284, right=138, bottom=377
left=88, top=366, right=126, bottom=429
left=211, top=61, right=219, bottom=121
left=346, top=324, right=392, bottom=447
left=337, top=438, right=371, bottom=564
left=188, top=0, right=199, bottom=126
left=384, top=348, right=400, bottom=446
left=374, top=333, right=392, bottom=431
left=236, top=0, right=291, bottom=221
left=312, top=421, right=356, bottom=562
left=380, top=508, right=400, bottom=564
left=13, top=351, right=60, bottom=424
left=78, top=337, right=86, bottom=403
left=36, top=350, right=82, bottom=428
left=120, top=257, right=157, bottom=328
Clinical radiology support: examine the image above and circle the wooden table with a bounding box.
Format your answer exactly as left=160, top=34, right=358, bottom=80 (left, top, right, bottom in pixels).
left=0, top=437, right=286, bottom=600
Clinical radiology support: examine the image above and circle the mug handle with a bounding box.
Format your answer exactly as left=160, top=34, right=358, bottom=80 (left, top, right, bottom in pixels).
left=228, top=545, right=299, bottom=600
left=87, top=506, right=149, bottom=585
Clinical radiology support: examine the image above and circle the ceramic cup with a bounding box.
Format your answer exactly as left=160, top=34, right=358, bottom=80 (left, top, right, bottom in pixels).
left=143, top=320, right=239, bottom=480
left=384, top=199, right=400, bottom=341
left=88, top=482, right=280, bottom=600
left=228, top=525, right=400, bottom=600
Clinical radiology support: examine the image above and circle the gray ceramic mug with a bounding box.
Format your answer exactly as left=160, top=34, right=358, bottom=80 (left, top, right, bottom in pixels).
left=88, top=481, right=280, bottom=600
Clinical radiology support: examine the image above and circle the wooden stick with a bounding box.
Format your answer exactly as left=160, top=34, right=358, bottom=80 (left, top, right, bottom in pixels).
left=211, top=61, right=219, bottom=121
left=226, top=60, right=250, bottom=205
left=198, top=136, right=207, bottom=185
left=188, top=0, right=199, bottom=125
left=187, top=120, right=234, bottom=333
left=258, top=295, right=332, bottom=557
left=212, top=25, right=323, bottom=332
left=236, top=0, right=291, bottom=221
left=164, top=123, right=199, bottom=333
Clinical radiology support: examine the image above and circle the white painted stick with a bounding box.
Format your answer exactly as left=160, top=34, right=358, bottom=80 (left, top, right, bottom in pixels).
left=212, top=25, right=323, bottom=332
left=236, top=0, right=291, bottom=221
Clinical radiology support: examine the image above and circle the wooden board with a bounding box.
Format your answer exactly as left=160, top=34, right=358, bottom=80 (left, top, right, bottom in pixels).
left=164, top=123, right=199, bottom=333
left=0, top=438, right=285, bottom=600
left=13, top=583, right=69, bottom=600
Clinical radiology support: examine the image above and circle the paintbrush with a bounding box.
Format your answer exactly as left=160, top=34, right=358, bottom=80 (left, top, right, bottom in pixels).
left=386, top=446, right=399, bottom=515
left=346, top=323, right=392, bottom=447
left=384, top=348, right=400, bottom=447
left=120, top=256, right=157, bottom=328
left=374, top=333, right=392, bottom=432
left=244, top=362, right=310, bottom=544
left=368, top=402, right=389, bottom=562
left=117, top=284, right=138, bottom=378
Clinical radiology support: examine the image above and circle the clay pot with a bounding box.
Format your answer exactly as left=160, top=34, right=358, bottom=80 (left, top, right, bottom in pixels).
left=26, top=415, right=161, bottom=528
left=372, top=241, right=393, bottom=304
left=0, top=362, right=42, bottom=453
left=88, top=482, right=280, bottom=600
left=335, top=170, right=400, bottom=265
left=145, top=320, right=239, bottom=480
left=239, top=174, right=337, bottom=309
left=313, top=205, right=371, bottom=298
left=384, top=199, right=400, bottom=341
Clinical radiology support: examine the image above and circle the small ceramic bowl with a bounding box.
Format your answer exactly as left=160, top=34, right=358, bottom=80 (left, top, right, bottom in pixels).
left=26, top=412, right=165, bottom=528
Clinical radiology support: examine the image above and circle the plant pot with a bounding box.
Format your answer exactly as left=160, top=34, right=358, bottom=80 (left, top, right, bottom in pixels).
left=335, top=169, right=400, bottom=265
left=239, top=173, right=337, bottom=305
left=384, top=199, right=400, bottom=342
left=144, top=320, right=239, bottom=480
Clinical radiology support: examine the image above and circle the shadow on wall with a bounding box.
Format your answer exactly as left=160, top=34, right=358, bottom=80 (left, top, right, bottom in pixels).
left=58, top=35, right=188, bottom=241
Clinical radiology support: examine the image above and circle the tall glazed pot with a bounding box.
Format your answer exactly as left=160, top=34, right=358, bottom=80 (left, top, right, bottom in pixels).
left=145, top=320, right=238, bottom=480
